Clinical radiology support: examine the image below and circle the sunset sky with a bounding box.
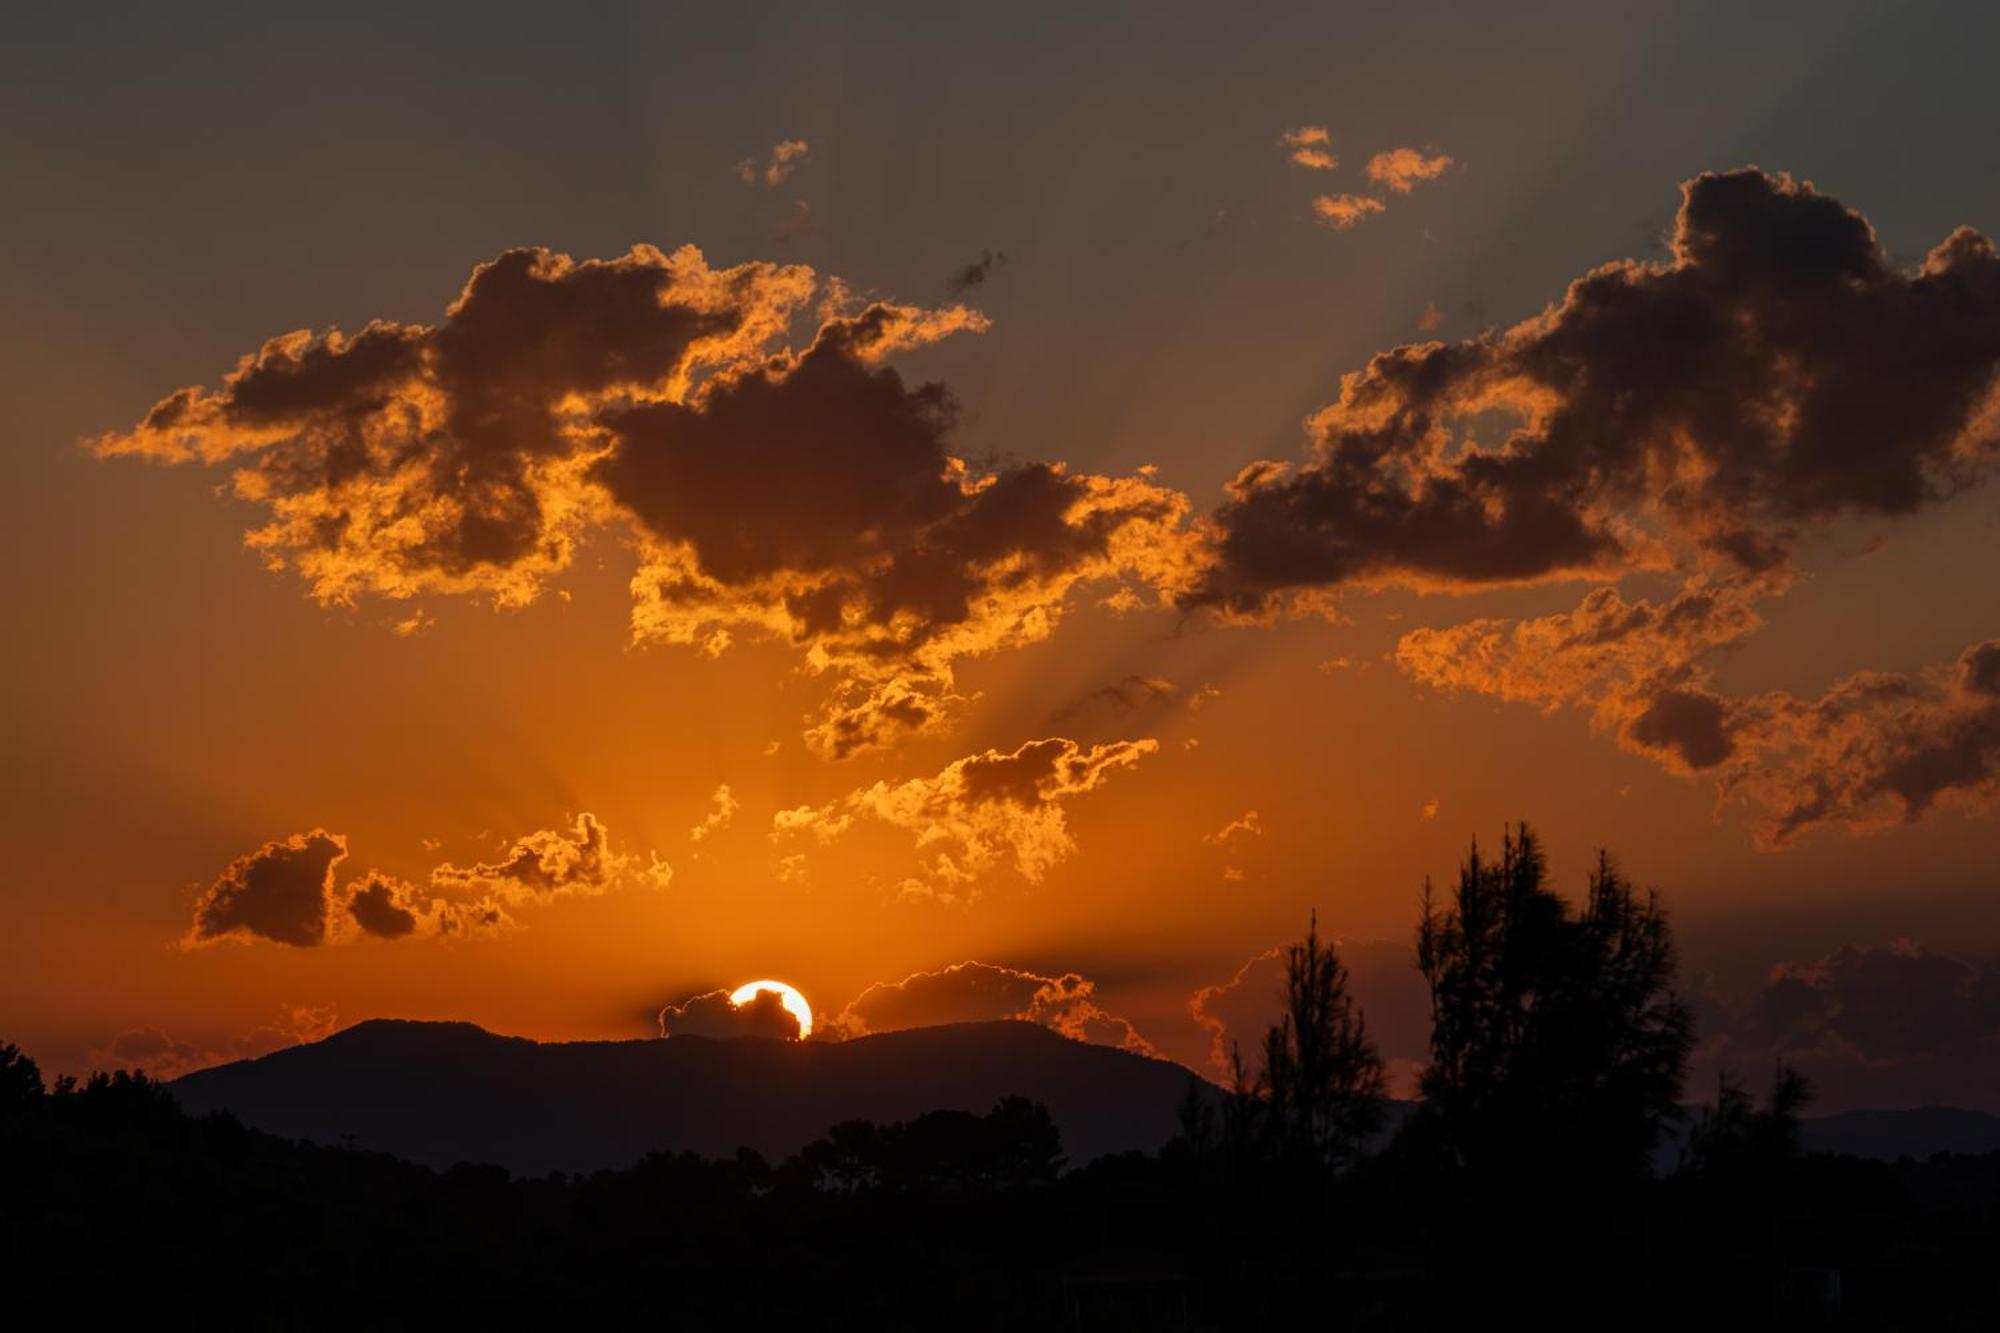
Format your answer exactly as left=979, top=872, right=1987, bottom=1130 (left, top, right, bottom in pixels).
left=5, top=1, right=1997, bottom=1112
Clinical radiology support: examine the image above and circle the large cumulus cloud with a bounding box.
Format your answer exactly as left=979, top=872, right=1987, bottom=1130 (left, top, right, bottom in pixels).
left=1191, top=168, right=2000, bottom=614
left=94, top=249, right=1191, bottom=757
left=1194, top=167, right=2000, bottom=845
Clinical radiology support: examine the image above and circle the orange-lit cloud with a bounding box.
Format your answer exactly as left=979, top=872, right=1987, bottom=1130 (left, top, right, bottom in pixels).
left=1280, top=125, right=1338, bottom=171
left=1365, top=146, right=1453, bottom=193
left=1398, top=577, right=2000, bottom=843
left=92, top=245, right=817, bottom=608
left=773, top=736, right=1158, bottom=899
left=828, top=960, right=1159, bottom=1056
left=1203, top=810, right=1261, bottom=844
left=1396, top=574, right=1775, bottom=774
left=734, top=138, right=809, bottom=188
left=94, top=246, right=1199, bottom=759
left=1311, top=193, right=1385, bottom=230
left=690, top=785, right=738, bottom=843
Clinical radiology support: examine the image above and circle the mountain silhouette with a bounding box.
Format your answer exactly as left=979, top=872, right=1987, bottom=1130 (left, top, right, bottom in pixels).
left=1799, top=1105, right=2000, bottom=1160
left=169, top=1018, right=1209, bottom=1174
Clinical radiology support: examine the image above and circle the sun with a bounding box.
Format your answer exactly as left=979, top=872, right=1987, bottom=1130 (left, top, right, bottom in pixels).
left=729, top=979, right=814, bottom=1038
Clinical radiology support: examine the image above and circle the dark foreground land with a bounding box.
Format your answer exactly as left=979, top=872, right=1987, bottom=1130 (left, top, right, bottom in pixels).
left=9, top=833, right=1996, bottom=1328
left=1, top=1044, right=1994, bottom=1331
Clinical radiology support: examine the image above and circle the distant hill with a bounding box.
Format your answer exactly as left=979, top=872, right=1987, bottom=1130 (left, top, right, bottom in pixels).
left=170, top=1019, right=1209, bottom=1175
left=1801, top=1106, right=2000, bottom=1160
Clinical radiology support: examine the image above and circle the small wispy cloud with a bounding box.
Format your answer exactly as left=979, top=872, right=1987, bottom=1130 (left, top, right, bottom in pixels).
left=735, top=138, right=809, bottom=188
left=1280, top=125, right=1338, bottom=171
left=1366, top=146, right=1453, bottom=193
left=1312, top=193, right=1386, bottom=230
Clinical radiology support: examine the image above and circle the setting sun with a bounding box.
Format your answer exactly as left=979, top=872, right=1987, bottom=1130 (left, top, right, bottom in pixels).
left=730, top=980, right=814, bottom=1039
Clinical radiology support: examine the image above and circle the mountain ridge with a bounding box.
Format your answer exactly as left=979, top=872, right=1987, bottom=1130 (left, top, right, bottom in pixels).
left=170, top=1018, right=2000, bottom=1174
left=170, top=1017, right=1208, bottom=1174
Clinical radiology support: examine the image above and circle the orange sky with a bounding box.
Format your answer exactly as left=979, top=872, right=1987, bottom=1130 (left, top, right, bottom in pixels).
left=3, top=3, right=1998, bottom=1111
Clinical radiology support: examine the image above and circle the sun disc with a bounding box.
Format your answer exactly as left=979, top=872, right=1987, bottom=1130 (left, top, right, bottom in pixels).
left=729, top=979, right=813, bottom=1038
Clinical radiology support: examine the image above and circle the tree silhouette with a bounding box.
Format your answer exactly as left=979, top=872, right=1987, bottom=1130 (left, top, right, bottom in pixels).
left=0, top=1042, right=43, bottom=1112
left=1259, top=912, right=1384, bottom=1171
left=1414, top=825, right=1693, bottom=1188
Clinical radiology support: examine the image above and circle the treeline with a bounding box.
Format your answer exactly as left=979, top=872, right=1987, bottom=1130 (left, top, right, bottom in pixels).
left=2, top=827, right=1996, bottom=1329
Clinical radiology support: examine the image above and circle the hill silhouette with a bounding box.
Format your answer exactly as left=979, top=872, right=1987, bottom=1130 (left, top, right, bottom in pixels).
left=170, top=1018, right=1208, bottom=1173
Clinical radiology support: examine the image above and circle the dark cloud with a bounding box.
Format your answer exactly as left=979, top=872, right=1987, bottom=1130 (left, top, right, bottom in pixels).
left=1191, top=168, right=2000, bottom=615
left=1698, top=941, right=2000, bottom=1112
left=603, top=311, right=1188, bottom=755
left=97, top=249, right=1192, bottom=758
left=92, top=1005, right=339, bottom=1081
left=944, top=249, right=1008, bottom=298
left=186, top=830, right=348, bottom=948
left=95, top=246, right=812, bottom=608
left=1724, top=637, right=2000, bottom=844
left=659, top=987, right=801, bottom=1040
left=1048, top=674, right=1179, bottom=729
left=345, top=873, right=419, bottom=939
left=182, top=815, right=650, bottom=948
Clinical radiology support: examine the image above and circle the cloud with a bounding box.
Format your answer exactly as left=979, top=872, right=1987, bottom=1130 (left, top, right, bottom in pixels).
left=185, top=830, right=348, bottom=948
left=1365, top=146, right=1453, bottom=193
left=1721, top=638, right=2000, bottom=844
left=1311, top=193, right=1385, bottom=231
left=1280, top=125, right=1337, bottom=171
left=602, top=308, right=1194, bottom=756
left=735, top=138, right=809, bottom=188
left=1048, top=673, right=1179, bottom=729
left=772, top=736, right=1157, bottom=898
left=1696, top=941, right=2000, bottom=1112
left=829, top=960, right=1158, bottom=1056
left=1395, top=574, right=1774, bottom=774
left=182, top=814, right=655, bottom=947
left=659, top=987, right=801, bottom=1040
left=94, top=247, right=1199, bottom=758
left=341, top=870, right=512, bottom=941
left=1188, top=938, right=1430, bottom=1094
left=690, top=785, right=739, bottom=842
left=1190, top=169, right=2000, bottom=617
left=1398, top=579, right=2000, bottom=843
left=93, top=1003, right=339, bottom=1081
left=944, top=249, right=1008, bottom=297
left=429, top=812, right=623, bottom=903
left=93, top=245, right=817, bottom=608
left=771, top=200, right=815, bottom=245
left=1203, top=810, right=1261, bottom=843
